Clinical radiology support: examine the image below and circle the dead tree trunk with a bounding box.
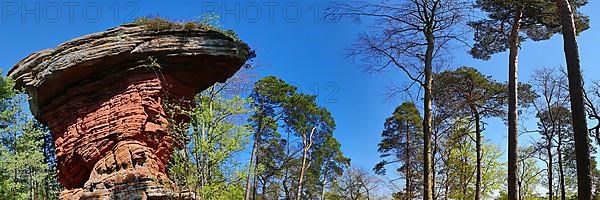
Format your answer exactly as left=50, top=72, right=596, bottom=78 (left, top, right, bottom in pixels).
left=296, top=127, right=316, bottom=200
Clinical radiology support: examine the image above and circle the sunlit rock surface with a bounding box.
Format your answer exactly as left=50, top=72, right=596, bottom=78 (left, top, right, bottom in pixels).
left=8, top=23, right=250, bottom=199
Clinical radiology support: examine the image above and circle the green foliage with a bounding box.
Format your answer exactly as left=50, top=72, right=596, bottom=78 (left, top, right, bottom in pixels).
left=443, top=122, right=505, bottom=199
left=374, top=102, right=423, bottom=195
left=247, top=76, right=349, bottom=199
left=434, top=66, right=506, bottom=118
left=168, top=84, right=252, bottom=199
left=0, top=88, right=61, bottom=199
left=518, top=146, right=544, bottom=198
left=0, top=72, right=14, bottom=107
left=434, top=66, right=536, bottom=118
left=469, top=0, right=589, bottom=60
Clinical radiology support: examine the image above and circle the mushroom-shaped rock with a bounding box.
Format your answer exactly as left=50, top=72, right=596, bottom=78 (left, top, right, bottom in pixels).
left=8, top=22, right=251, bottom=199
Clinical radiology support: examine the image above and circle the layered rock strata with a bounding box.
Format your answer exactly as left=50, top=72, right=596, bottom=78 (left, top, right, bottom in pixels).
left=8, top=23, right=250, bottom=199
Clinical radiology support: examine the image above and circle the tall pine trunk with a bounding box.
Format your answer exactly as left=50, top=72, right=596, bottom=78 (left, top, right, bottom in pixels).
left=474, top=108, right=482, bottom=200
left=507, top=8, right=523, bottom=200
left=554, top=0, right=592, bottom=199
left=422, top=30, right=435, bottom=200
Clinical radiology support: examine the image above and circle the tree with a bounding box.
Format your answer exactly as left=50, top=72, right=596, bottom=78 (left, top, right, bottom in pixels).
left=442, top=121, right=505, bottom=200
left=168, top=82, right=252, bottom=199
left=0, top=73, right=13, bottom=110
left=326, top=167, right=384, bottom=200
left=551, top=0, right=592, bottom=198
left=469, top=0, right=588, bottom=198
left=326, top=1, right=469, bottom=198
left=0, top=94, right=56, bottom=199
left=374, top=102, right=423, bottom=199
left=38, top=122, right=62, bottom=200
left=434, top=67, right=506, bottom=199
left=535, top=107, right=576, bottom=200
left=517, top=146, right=543, bottom=199
left=245, top=76, right=296, bottom=200
left=312, top=136, right=350, bottom=200
left=246, top=76, right=348, bottom=199
left=530, top=67, right=574, bottom=200
left=282, top=93, right=338, bottom=200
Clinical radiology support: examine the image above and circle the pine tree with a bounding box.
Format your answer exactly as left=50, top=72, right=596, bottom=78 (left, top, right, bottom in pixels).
left=469, top=1, right=588, bottom=198
left=434, top=67, right=507, bottom=199
left=374, top=102, right=423, bottom=199
left=0, top=75, right=58, bottom=199
left=551, top=0, right=592, bottom=197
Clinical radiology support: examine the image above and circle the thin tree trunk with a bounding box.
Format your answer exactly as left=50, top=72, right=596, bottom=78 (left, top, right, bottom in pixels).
left=554, top=0, right=593, bottom=199
left=432, top=133, right=438, bottom=200
left=405, top=122, right=412, bottom=200
left=297, top=147, right=309, bottom=200
left=245, top=128, right=261, bottom=200
left=557, top=137, right=566, bottom=200
left=284, top=131, right=292, bottom=200
left=507, top=8, right=523, bottom=200
left=547, top=141, right=553, bottom=200
left=12, top=131, right=17, bottom=199
left=474, top=110, right=482, bottom=200
left=260, top=176, right=267, bottom=199
left=444, top=167, right=450, bottom=200
left=30, top=171, right=33, bottom=200
left=422, top=29, right=434, bottom=200
left=296, top=128, right=316, bottom=200
left=252, top=164, right=259, bottom=200
left=462, top=151, right=468, bottom=199
left=320, top=173, right=328, bottom=200
left=283, top=175, right=291, bottom=200
left=246, top=111, right=267, bottom=200
left=320, top=162, right=330, bottom=200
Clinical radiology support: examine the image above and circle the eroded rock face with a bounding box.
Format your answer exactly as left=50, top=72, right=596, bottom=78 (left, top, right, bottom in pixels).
left=8, top=24, right=250, bottom=199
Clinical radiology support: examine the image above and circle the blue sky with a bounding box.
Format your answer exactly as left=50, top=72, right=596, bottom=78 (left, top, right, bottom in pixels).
left=1, top=0, right=599, bottom=179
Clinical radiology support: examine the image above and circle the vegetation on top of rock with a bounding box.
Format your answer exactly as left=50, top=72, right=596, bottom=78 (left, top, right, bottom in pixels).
left=132, top=15, right=240, bottom=42
left=132, top=15, right=256, bottom=61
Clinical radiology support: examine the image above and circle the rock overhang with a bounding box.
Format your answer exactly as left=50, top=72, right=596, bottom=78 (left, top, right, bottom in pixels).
left=8, top=23, right=252, bottom=119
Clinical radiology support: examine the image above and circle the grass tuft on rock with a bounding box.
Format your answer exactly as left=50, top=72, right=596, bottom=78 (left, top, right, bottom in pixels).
left=132, top=16, right=241, bottom=42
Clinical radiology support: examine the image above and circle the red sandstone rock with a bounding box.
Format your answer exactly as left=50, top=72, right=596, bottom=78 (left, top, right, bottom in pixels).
left=8, top=23, right=250, bottom=199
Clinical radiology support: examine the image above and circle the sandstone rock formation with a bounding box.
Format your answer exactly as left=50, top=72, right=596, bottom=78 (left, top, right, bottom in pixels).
left=8, top=22, right=251, bottom=199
